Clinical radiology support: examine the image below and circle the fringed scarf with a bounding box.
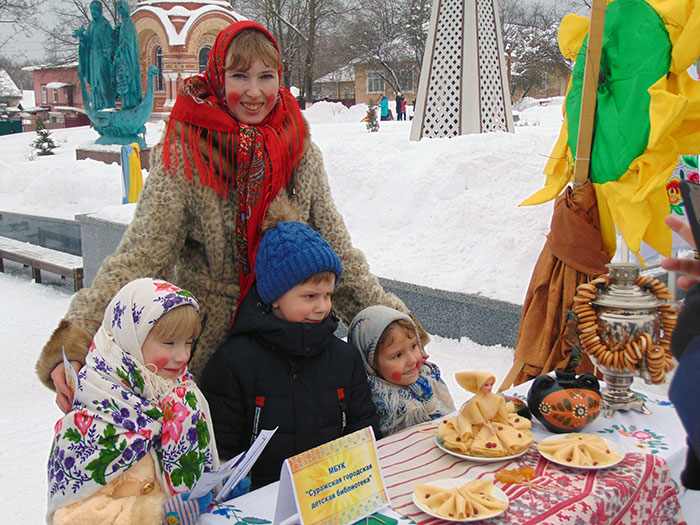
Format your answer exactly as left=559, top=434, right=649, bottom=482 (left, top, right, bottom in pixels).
left=348, top=306, right=456, bottom=437
left=163, top=20, right=307, bottom=306
left=47, top=279, right=218, bottom=520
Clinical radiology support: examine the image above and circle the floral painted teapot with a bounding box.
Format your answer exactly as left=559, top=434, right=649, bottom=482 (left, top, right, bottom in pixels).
left=527, top=348, right=602, bottom=433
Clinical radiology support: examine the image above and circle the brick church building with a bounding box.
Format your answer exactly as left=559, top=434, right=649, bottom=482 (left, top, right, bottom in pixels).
left=133, top=0, right=242, bottom=116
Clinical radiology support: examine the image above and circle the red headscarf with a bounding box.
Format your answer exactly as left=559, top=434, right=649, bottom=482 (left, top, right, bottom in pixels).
left=163, top=20, right=307, bottom=307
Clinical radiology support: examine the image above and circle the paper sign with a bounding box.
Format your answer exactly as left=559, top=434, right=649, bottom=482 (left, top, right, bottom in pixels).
left=188, top=451, right=244, bottom=500
left=62, top=347, right=79, bottom=397
left=206, top=427, right=278, bottom=502
left=273, top=427, right=389, bottom=525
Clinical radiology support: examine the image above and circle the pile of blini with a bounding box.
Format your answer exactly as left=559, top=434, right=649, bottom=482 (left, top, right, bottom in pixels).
left=572, top=275, right=676, bottom=384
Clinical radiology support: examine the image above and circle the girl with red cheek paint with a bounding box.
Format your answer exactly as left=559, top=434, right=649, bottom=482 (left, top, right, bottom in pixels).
left=47, top=278, right=221, bottom=525
left=348, top=306, right=456, bottom=437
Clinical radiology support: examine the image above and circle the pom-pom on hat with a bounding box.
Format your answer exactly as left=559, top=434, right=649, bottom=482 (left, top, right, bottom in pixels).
left=255, top=221, right=343, bottom=304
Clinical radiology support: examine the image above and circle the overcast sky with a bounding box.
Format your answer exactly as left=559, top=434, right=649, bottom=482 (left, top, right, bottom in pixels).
left=0, top=0, right=587, bottom=64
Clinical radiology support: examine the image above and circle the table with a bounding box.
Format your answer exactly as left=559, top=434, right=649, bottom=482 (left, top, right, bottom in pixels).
left=200, top=381, right=689, bottom=524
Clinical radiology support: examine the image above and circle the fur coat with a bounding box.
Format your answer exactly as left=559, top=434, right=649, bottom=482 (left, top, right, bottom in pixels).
left=37, top=131, right=425, bottom=388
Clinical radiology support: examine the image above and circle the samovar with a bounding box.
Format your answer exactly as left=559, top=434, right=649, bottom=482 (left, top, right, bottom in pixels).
left=574, top=263, right=671, bottom=417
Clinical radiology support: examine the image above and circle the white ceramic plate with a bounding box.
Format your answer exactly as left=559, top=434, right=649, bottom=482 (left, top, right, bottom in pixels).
left=435, top=436, right=529, bottom=464
left=537, top=433, right=625, bottom=470
left=411, top=477, right=509, bottom=522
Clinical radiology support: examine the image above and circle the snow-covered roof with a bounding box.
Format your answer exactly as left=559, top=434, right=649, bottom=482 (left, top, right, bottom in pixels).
left=54, top=106, right=87, bottom=114
left=45, top=82, right=72, bottom=89
left=134, top=1, right=245, bottom=47
left=22, top=62, right=79, bottom=72
left=0, top=70, right=22, bottom=98
left=315, top=65, right=355, bottom=84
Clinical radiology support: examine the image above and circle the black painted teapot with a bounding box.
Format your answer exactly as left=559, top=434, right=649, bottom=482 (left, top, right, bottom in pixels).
left=527, top=348, right=601, bottom=433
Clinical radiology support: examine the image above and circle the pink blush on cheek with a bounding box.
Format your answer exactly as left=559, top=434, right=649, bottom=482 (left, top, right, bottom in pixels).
left=226, top=92, right=241, bottom=111
left=150, top=356, right=169, bottom=371
left=265, top=93, right=276, bottom=109
left=390, top=371, right=403, bottom=382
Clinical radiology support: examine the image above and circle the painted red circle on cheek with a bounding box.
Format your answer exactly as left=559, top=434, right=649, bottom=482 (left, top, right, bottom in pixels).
left=151, top=356, right=169, bottom=371
left=226, top=92, right=241, bottom=110
left=390, top=371, right=403, bottom=382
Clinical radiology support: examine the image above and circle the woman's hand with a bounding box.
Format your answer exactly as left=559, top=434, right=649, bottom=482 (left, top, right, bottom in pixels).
left=661, top=216, right=700, bottom=290
left=50, top=361, right=81, bottom=413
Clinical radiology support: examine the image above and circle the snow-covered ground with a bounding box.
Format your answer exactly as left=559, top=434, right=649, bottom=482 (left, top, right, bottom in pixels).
left=0, top=96, right=689, bottom=522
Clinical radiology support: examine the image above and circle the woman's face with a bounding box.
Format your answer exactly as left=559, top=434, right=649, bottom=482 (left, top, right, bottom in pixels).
left=224, top=58, right=280, bottom=124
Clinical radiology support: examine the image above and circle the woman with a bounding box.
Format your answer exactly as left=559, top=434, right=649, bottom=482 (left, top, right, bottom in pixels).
left=38, top=21, right=427, bottom=413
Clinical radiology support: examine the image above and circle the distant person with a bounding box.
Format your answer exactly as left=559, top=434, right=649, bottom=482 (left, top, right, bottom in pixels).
left=46, top=278, right=220, bottom=525
left=38, top=21, right=428, bottom=415
left=348, top=305, right=455, bottom=437
left=401, top=98, right=407, bottom=121
left=200, top=197, right=381, bottom=489
left=395, top=92, right=404, bottom=121
left=380, top=92, right=389, bottom=121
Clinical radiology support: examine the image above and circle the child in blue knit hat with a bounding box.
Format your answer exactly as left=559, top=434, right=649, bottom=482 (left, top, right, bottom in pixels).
left=200, top=197, right=381, bottom=489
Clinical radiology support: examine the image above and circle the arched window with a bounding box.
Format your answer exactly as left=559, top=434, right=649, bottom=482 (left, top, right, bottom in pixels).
left=199, top=46, right=211, bottom=73
left=155, top=47, right=164, bottom=92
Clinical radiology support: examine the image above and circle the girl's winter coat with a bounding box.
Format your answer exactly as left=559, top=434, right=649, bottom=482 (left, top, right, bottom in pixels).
left=46, top=278, right=218, bottom=524
left=349, top=305, right=456, bottom=437
left=200, top=287, right=382, bottom=489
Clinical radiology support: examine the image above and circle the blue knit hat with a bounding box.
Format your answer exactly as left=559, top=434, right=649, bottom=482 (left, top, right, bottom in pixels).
left=255, top=221, right=343, bottom=304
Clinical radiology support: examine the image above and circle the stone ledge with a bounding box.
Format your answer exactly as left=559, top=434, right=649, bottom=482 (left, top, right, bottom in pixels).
left=75, top=146, right=151, bottom=170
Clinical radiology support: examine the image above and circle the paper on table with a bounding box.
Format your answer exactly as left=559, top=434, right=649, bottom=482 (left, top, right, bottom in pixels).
left=62, top=347, right=79, bottom=397
left=188, top=451, right=245, bottom=500
left=213, top=427, right=278, bottom=503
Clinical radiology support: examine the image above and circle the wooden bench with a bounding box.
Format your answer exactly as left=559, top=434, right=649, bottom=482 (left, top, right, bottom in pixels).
left=0, top=236, right=84, bottom=292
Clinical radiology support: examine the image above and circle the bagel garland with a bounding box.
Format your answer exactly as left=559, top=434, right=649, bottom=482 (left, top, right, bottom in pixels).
left=572, top=274, right=676, bottom=384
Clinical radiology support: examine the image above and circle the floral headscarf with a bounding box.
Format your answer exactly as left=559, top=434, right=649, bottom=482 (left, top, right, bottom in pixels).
left=163, top=21, right=307, bottom=309
left=348, top=305, right=455, bottom=436
left=47, top=278, right=218, bottom=520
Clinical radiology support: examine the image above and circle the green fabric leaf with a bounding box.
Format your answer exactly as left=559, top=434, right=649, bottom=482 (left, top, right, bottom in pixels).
left=566, top=0, right=671, bottom=184
left=64, top=428, right=82, bottom=443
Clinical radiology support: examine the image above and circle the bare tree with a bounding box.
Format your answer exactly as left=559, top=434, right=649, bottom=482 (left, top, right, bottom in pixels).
left=499, top=0, right=577, bottom=100
left=339, top=0, right=425, bottom=95
left=0, top=0, right=48, bottom=54
left=234, top=0, right=349, bottom=102
left=40, top=0, right=121, bottom=63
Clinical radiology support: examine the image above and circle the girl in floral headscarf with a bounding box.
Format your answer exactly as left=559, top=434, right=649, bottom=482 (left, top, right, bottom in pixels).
left=47, top=278, right=218, bottom=525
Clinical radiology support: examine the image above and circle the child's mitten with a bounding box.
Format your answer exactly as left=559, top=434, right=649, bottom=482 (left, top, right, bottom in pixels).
left=163, top=491, right=213, bottom=525
left=230, top=476, right=252, bottom=498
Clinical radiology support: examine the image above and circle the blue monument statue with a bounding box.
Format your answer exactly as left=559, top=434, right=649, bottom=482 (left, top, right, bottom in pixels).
left=114, top=0, right=143, bottom=109
left=75, top=0, right=156, bottom=148
left=74, top=0, right=116, bottom=110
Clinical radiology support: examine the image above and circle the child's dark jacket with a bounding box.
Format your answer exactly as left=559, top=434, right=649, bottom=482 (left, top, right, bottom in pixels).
left=200, top=287, right=382, bottom=489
